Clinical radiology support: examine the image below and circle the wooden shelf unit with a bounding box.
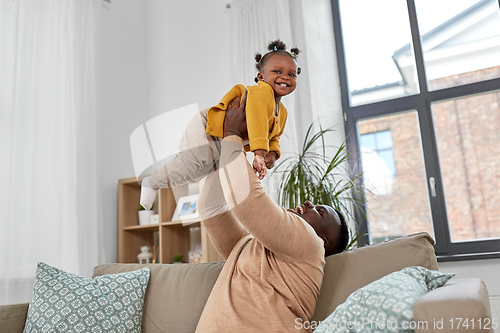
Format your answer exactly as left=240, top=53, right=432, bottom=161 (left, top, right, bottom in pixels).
left=117, top=177, right=223, bottom=264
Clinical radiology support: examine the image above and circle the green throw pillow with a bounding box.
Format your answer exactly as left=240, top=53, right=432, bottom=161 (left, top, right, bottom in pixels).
left=23, top=262, right=150, bottom=333
left=314, top=266, right=455, bottom=333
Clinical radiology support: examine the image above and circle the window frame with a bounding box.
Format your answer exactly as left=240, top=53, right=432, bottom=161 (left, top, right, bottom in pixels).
left=331, top=0, right=500, bottom=261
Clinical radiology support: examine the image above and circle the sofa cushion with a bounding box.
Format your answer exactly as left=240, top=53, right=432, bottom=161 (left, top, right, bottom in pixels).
left=24, top=262, right=150, bottom=333
left=0, top=303, right=28, bottom=333
left=93, top=261, right=224, bottom=333
left=312, top=232, right=438, bottom=322
left=314, top=266, right=454, bottom=333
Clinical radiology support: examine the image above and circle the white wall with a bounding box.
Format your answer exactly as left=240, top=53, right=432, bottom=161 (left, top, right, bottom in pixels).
left=97, top=0, right=148, bottom=264
left=146, top=0, right=232, bottom=118
left=145, top=0, right=232, bottom=201
left=439, top=258, right=500, bottom=296
left=96, top=0, right=232, bottom=263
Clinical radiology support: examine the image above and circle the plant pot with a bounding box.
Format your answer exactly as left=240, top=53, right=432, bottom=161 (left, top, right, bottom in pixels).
left=138, top=210, right=154, bottom=226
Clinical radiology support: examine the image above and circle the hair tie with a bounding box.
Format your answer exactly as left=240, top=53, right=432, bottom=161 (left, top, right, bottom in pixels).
left=273, top=46, right=277, bottom=51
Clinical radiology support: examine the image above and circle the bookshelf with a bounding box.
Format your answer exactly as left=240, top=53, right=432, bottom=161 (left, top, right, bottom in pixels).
left=117, top=177, right=223, bottom=264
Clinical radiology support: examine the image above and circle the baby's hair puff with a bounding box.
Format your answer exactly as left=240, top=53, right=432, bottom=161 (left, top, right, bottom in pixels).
left=254, top=40, right=301, bottom=82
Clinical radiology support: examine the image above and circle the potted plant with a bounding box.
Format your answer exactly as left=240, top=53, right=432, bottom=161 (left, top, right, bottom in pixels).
left=138, top=202, right=155, bottom=226
left=173, top=253, right=183, bottom=264
left=272, top=122, right=366, bottom=249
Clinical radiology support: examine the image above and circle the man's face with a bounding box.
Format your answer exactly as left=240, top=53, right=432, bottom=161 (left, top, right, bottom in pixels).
left=287, top=201, right=341, bottom=249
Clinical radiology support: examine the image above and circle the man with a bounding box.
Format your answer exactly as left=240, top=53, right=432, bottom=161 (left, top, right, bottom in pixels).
left=195, top=92, right=349, bottom=332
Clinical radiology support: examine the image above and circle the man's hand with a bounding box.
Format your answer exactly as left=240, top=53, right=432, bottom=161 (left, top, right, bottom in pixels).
left=223, top=90, right=248, bottom=139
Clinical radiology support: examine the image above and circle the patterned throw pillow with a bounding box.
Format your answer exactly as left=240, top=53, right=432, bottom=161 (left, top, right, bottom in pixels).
left=24, top=262, right=150, bottom=333
left=314, top=266, right=455, bottom=333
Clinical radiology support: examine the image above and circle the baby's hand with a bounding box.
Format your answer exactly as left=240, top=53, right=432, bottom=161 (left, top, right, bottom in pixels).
left=264, top=151, right=277, bottom=169
left=253, top=154, right=267, bottom=180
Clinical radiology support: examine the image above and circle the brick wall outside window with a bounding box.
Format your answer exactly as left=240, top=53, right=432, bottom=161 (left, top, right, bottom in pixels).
left=358, top=66, right=500, bottom=242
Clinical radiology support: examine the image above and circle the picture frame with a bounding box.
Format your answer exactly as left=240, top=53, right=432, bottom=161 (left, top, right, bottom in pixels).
left=171, top=194, right=199, bottom=223
left=149, top=214, right=159, bottom=224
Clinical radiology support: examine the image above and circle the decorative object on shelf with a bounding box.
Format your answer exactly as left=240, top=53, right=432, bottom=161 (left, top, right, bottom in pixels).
left=173, top=253, right=183, bottom=264
left=138, top=203, right=155, bottom=226
left=189, top=251, right=202, bottom=264
left=171, top=194, right=199, bottom=223
left=149, top=214, right=159, bottom=224
left=137, top=245, right=153, bottom=264
left=150, top=246, right=158, bottom=264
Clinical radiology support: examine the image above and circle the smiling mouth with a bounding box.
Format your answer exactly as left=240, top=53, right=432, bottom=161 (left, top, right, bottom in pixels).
left=277, top=83, right=289, bottom=87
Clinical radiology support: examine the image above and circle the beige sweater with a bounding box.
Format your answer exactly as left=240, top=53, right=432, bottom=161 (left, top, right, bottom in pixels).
left=195, top=136, right=325, bottom=333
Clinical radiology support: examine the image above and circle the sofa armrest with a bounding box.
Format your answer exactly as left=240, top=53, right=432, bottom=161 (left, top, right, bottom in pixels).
left=0, top=303, right=28, bottom=333
left=414, top=278, right=492, bottom=332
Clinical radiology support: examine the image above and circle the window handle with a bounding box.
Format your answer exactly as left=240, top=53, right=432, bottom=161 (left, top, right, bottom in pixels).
left=429, top=177, right=437, bottom=197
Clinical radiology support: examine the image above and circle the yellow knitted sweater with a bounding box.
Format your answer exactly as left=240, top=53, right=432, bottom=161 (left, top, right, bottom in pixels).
left=206, top=81, right=288, bottom=159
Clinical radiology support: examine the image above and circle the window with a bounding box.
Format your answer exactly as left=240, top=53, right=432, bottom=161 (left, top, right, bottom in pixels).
left=431, top=93, right=500, bottom=243
left=332, top=0, right=500, bottom=260
left=358, top=114, right=434, bottom=245
left=359, top=130, right=396, bottom=176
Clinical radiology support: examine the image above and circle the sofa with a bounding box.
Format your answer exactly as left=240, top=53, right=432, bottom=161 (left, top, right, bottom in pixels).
left=0, top=232, right=492, bottom=332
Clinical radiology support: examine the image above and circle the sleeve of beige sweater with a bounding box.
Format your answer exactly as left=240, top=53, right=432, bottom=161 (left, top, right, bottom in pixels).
left=198, top=170, right=248, bottom=260
left=217, top=136, right=324, bottom=261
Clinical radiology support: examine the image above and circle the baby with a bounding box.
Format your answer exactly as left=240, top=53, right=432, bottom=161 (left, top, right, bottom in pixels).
left=206, top=39, right=301, bottom=179
left=140, top=40, right=301, bottom=210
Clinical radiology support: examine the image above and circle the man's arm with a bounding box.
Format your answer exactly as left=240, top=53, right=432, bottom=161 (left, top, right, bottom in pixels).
left=198, top=170, right=247, bottom=260
left=220, top=96, right=324, bottom=261
left=196, top=93, right=250, bottom=259
left=218, top=137, right=323, bottom=260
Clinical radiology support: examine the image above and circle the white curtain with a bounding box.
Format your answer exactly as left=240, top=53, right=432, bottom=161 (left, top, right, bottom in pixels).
left=0, top=0, right=101, bottom=305
left=230, top=0, right=300, bottom=197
